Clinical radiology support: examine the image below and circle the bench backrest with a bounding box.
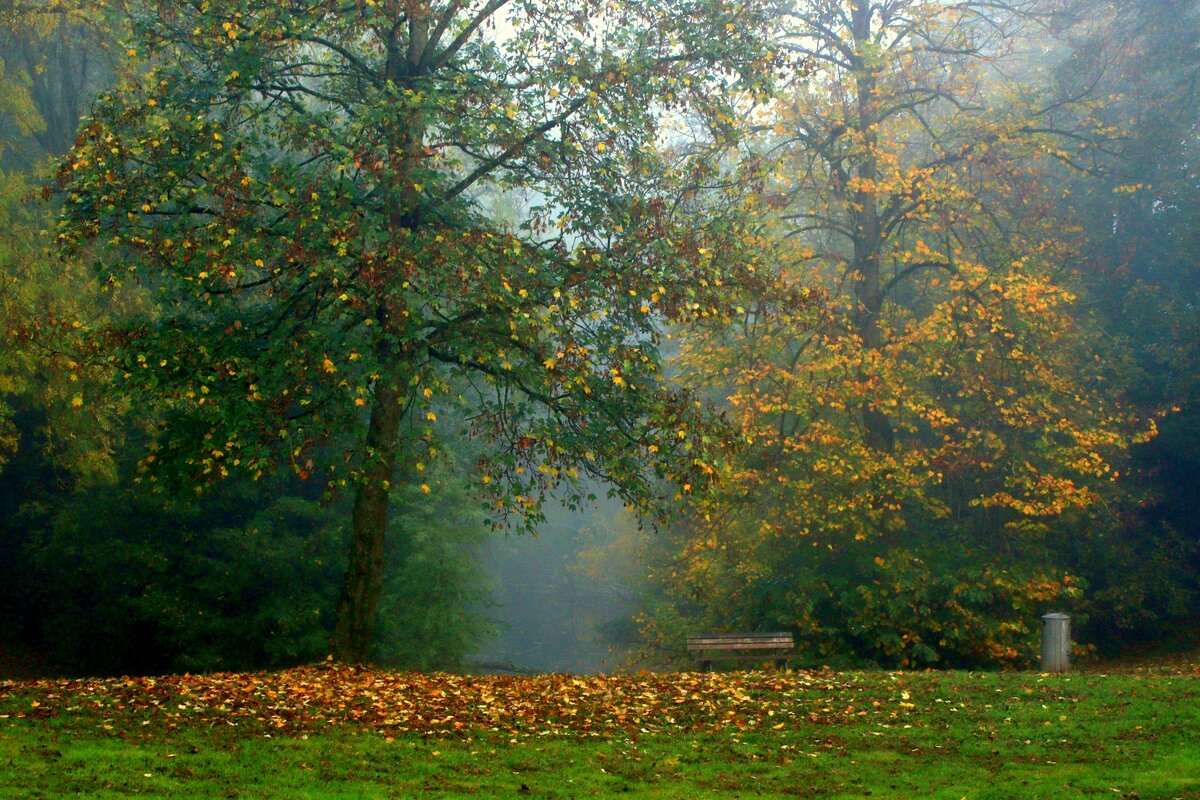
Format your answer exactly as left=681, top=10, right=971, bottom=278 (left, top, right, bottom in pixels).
left=686, top=632, right=794, bottom=652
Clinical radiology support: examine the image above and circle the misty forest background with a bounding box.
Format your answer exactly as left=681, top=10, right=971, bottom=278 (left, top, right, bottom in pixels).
left=1, top=0, right=1198, bottom=678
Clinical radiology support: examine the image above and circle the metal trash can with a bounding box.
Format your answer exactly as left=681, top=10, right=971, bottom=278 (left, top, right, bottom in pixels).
left=1041, top=612, right=1070, bottom=673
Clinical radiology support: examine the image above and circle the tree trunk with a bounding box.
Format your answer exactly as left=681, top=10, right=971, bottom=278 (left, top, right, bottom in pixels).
left=329, top=13, right=430, bottom=663
left=331, top=379, right=405, bottom=663
left=851, top=0, right=895, bottom=454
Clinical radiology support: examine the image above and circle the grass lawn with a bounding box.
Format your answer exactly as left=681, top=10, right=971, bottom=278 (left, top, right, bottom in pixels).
left=1, top=661, right=1196, bottom=799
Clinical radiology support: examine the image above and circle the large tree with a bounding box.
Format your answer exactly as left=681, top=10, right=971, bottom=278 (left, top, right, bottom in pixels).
left=56, top=0, right=778, bottom=662
left=643, top=0, right=1150, bottom=667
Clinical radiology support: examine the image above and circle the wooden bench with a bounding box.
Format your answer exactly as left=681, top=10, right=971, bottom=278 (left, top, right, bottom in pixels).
left=686, top=632, right=794, bottom=671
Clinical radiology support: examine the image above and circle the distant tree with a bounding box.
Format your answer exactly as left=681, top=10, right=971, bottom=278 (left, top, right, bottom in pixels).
left=0, top=4, right=134, bottom=665
left=0, top=0, right=131, bottom=478
left=0, top=1, right=119, bottom=164
left=56, top=0, right=779, bottom=662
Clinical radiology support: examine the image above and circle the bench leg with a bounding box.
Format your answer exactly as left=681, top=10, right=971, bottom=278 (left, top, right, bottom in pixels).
left=701, top=660, right=712, bottom=673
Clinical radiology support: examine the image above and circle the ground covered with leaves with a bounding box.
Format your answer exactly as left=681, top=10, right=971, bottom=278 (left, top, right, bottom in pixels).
left=1, top=662, right=1197, bottom=798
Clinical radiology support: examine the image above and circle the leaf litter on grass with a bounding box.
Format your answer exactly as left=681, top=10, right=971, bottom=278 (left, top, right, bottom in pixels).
left=0, top=663, right=922, bottom=739
left=1, top=665, right=1197, bottom=800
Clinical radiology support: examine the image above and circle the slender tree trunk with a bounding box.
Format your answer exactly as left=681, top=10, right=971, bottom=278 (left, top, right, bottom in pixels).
left=330, top=12, right=431, bottom=663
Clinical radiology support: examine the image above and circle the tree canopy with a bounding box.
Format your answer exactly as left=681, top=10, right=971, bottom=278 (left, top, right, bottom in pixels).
left=55, top=0, right=781, bottom=661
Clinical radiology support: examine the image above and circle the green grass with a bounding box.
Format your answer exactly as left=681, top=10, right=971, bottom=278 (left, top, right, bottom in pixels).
left=1, top=668, right=1197, bottom=798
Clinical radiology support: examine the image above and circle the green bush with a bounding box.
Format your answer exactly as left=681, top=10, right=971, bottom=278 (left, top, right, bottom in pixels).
left=10, top=464, right=492, bottom=676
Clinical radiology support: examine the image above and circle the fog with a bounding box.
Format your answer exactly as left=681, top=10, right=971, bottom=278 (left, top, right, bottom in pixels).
left=472, top=495, right=639, bottom=674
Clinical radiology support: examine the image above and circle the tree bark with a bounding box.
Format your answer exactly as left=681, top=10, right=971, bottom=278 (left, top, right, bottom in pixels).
left=331, top=379, right=405, bottom=663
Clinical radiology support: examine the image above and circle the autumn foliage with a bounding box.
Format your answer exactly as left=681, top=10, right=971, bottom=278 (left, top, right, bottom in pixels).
left=634, top=0, right=1155, bottom=669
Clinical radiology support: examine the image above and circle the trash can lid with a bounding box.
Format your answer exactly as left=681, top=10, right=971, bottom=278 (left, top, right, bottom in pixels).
left=1041, top=612, right=1070, bottom=620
